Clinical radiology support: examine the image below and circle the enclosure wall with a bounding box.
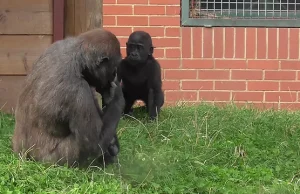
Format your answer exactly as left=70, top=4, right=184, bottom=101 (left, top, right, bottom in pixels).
left=0, top=0, right=54, bottom=113
left=103, top=0, right=300, bottom=110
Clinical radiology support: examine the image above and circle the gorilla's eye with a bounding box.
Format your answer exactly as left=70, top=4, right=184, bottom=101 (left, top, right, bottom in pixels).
left=136, top=44, right=143, bottom=50
left=127, top=43, right=144, bottom=51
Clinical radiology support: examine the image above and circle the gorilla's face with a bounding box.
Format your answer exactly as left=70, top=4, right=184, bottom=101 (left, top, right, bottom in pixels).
left=83, top=55, right=120, bottom=90
left=125, top=32, right=153, bottom=65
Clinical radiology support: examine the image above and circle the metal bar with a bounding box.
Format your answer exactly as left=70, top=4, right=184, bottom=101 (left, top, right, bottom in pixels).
left=181, top=0, right=191, bottom=26
left=265, top=0, right=267, bottom=19
left=181, top=17, right=300, bottom=27
left=191, top=0, right=194, bottom=18
left=181, top=0, right=300, bottom=27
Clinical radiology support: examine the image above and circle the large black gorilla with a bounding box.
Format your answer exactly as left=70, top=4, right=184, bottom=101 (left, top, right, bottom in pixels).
left=117, top=31, right=164, bottom=120
left=12, top=28, right=125, bottom=167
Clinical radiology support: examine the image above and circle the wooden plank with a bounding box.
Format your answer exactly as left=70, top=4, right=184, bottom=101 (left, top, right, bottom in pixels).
left=0, top=76, right=26, bottom=114
left=0, top=35, right=52, bottom=75
left=65, top=0, right=103, bottom=37
left=0, top=11, right=53, bottom=35
left=64, top=0, right=75, bottom=37
left=0, top=0, right=52, bottom=12
left=53, top=0, right=65, bottom=42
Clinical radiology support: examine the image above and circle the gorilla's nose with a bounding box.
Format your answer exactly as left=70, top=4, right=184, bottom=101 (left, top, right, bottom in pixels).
left=129, top=53, right=139, bottom=60
left=130, top=53, right=138, bottom=57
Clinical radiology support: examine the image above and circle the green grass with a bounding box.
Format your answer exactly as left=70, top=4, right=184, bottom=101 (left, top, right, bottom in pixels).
left=1, top=103, right=300, bottom=193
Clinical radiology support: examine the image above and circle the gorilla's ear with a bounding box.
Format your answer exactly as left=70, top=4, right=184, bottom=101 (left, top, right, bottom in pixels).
left=149, top=46, right=154, bottom=55
left=100, top=56, right=110, bottom=63
left=96, top=56, right=109, bottom=68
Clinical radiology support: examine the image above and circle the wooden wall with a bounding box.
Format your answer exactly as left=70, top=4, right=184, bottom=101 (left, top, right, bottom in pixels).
left=0, top=0, right=53, bottom=113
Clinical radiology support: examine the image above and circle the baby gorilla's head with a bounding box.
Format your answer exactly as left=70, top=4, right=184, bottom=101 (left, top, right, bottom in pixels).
left=125, top=31, right=154, bottom=65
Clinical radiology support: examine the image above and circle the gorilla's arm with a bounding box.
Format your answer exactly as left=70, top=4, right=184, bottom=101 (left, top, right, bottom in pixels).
left=148, top=59, right=164, bottom=119
left=98, top=80, right=125, bottom=151
left=69, top=81, right=116, bottom=155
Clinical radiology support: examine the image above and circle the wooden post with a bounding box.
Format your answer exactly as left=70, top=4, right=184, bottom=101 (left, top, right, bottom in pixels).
left=64, top=0, right=103, bottom=37
left=53, top=0, right=65, bottom=42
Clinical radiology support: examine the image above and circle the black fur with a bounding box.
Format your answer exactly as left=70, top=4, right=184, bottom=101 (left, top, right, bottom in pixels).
left=12, top=29, right=125, bottom=167
left=117, top=31, right=164, bottom=120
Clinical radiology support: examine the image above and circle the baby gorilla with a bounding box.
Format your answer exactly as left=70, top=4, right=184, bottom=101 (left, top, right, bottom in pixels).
left=117, top=31, right=164, bottom=120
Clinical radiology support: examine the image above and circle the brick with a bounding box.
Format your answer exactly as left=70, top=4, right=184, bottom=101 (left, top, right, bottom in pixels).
left=268, top=28, right=277, bottom=59
left=248, top=60, right=279, bottom=70
left=182, top=59, right=214, bottom=69
left=225, top=28, right=234, bottom=58
left=203, top=28, right=213, bottom=58
left=118, top=37, right=128, bottom=47
left=152, top=37, right=180, bottom=47
left=117, top=16, right=148, bottom=26
left=182, top=28, right=192, bottom=58
left=289, top=28, right=299, bottom=59
left=232, top=92, right=264, bottom=101
left=199, top=91, right=230, bottom=101
left=165, top=70, right=197, bottom=79
left=158, top=59, right=180, bottom=69
left=215, top=81, right=246, bottom=90
left=249, top=103, right=278, bottom=110
left=280, top=103, right=300, bottom=110
left=104, top=5, right=132, bottom=15
left=153, top=48, right=165, bottom=58
left=215, top=60, right=247, bottom=69
left=265, top=92, right=297, bottom=102
left=198, top=70, right=230, bottom=80
left=231, top=70, right=263, bottom=80
left=117, top=0, right=148, bottom=4
left=213, top=27, right=224, bottom=58
left=182, top=81, right=213, bottom=90
left=235, top=28, right=245, bottom=59
left=215, top=102, right=276, bottom=109
left=162, top=80, right=180, bottom=90
left=280, top=82, right=300, bottom=91
left=134, top=5, right=165, bottom=15
left=257, top=28, right=266, bottom=59
left=193, top=28, right=202, bottom=58
left=165, top=91, right=197, bottom=101
left=121, top=47, right=126, bottom=57
left=149, top=16, right=180, bottom=26
left=248, top=81, right=279, bottom=91
left=149, top=0, right=180, bottom=5
left=104, top=27, right=132, bottom=36
left=246, top=28, right=256, bottom=59
left=103, top=16, right=116, bottom=25
left=104, top=0, right=116, bottom=3
left=278, top=28, right=288, bottom=59
left=165, top=27, right=180, bottom=37
left=133, top=27, right=164, bottom=37
left=166, top=6, right=180, bottom=15
left=166, top=48, right=181, bottom=58
left=265, top=71, right=296, bottom=80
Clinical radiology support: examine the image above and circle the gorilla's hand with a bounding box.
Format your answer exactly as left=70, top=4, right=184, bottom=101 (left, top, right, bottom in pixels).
left=102, top=80, right=124, bottom=110
left=102, top=81, right=117, bottom=105
left=111, top=80, right=125, bottom=111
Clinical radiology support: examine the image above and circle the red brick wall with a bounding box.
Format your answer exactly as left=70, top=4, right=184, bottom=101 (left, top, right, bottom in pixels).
left=103, top=0, right=300, bottom=110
